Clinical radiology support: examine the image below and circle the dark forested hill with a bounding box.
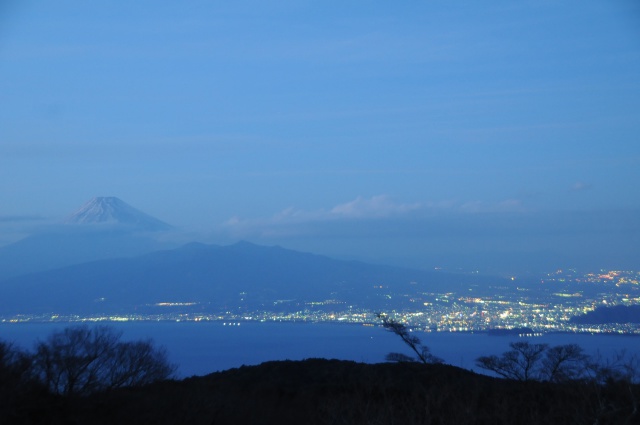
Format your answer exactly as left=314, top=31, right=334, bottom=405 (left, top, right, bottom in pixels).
left=3, top=359, right=638, bottom=425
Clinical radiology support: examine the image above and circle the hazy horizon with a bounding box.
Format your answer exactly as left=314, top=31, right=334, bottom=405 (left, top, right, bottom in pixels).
left=1, top=1, right=639, bottom=274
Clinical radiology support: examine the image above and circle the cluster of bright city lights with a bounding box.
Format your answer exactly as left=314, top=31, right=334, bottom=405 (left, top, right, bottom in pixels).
left=3, top=269, right=639, bottom=335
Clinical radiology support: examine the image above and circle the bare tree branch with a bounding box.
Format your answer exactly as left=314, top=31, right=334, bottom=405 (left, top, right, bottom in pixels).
left=377, top=313, right=442, bottom=365
left=33, top=325, right=176, bottom=396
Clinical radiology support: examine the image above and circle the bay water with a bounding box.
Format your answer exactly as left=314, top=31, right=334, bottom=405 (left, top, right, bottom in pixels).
left=1, top=321, right=637, bottom=378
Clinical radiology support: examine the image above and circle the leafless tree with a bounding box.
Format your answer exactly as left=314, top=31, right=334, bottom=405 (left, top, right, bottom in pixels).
left=477, top=342, right=598, bottom=383
left=106, top=340, right=174, bottom=389
left=541, top=343, right=589, bottom=382
left=0, top=341, right=34, bottom=392
left=376, top=313, right=442, bottom=364
left=585, top=350, right=640, bottom=385
left=476, top=341, right=548, bottom=381
left=32, top=325, right=175, bottom=396
left=579, top=350, right=640, bottom=422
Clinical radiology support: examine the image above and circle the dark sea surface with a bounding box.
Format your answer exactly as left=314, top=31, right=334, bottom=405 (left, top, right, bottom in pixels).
left=1, top=321, right=638, bottom=378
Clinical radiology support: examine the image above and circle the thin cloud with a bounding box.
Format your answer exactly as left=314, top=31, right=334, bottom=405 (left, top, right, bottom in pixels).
left=570, top=182, right=593, bottom=192
left=223, top=195, right=418, bottom=238
left=0, top=215, right=44, bottom=223
left=329, top=195, right=421, bottom=219
left=459, top=199, right=524, bottom=213
left=223, top=195, right=526, bottom=238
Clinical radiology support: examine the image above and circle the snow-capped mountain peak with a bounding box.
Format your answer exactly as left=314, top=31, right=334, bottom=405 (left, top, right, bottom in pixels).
left=64, top=197, right=172, bottom=231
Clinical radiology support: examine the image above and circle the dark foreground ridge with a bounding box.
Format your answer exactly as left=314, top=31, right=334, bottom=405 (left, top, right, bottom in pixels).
left=4, top=359, right=639, bottom=425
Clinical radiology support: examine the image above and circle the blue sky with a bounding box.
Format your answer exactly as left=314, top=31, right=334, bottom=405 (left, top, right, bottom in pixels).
left=1, top=1, right=639, bottom=272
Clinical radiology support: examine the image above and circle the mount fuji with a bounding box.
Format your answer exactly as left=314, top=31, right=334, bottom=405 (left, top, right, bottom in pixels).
left=0, top=197, right=176, bottom=280
left=65, top=197, right=172, bottom=231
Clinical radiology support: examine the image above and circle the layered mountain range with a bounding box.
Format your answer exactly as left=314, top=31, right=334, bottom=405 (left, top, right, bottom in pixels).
left=0, top=197, right=176, bottom=280
left=0, top=197, right=503, bottom=317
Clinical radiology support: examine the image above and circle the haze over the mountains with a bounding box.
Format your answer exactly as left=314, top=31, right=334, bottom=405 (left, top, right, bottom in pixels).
left=0, top=197, right=504, bottom=316
left=0, top=197, right=177, bottom=280
left=0, top=240, right=499, bottom=316
left=0, top=196, right=633, bottom=322
left=1, top=1, right=638, bottom=275
left=0, top=196, right=638, bottom=279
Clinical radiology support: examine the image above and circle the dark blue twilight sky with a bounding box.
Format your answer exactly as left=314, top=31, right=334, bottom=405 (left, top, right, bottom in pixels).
left=1, top=1, right=639, bottom=273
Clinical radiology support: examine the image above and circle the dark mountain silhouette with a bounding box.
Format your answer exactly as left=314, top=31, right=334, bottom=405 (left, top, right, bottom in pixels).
left=0, top=197, right=175, bottom=280
left=4, top=358, right=637, bottom=425
left=0, top=241, right=498, bottom=316
left=570, top=305, right=640, bottom=324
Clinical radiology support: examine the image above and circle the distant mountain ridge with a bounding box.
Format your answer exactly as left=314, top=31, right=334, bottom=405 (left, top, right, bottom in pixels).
left=0, top=241, right=492, bottom=316
left=570, top=305, right=640, bottom=324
